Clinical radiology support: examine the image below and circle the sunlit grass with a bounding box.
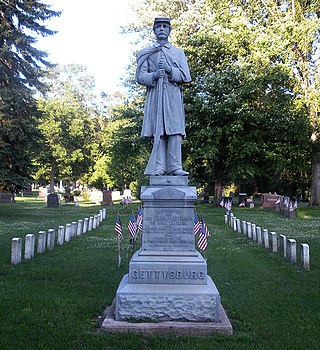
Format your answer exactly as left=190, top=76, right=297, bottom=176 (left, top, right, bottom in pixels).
left=0, top=198, right=319, bottom=349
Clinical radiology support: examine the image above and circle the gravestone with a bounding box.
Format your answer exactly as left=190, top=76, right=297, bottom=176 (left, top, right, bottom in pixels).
left=101, top=190, right=113, bottom=206
left=260, top=193, right=281, bottom=210
left=114, top=176, right=222, bottom=323
left=47, top=193, right=59, bottom=207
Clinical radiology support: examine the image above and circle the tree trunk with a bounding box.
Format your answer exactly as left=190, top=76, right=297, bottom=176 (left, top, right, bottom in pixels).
left=213, top=162, right=223, bottom=207
left=310, top=142, right=320, bottom=206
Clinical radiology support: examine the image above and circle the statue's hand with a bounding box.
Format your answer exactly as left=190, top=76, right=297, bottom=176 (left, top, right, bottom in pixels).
left=153, top=68, right=166, bottom=80
left=159, top=58, right=172, bottom=74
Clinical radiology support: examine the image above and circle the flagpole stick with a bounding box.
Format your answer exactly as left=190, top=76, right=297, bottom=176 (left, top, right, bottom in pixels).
left=117, top=233, right=121, bottom=267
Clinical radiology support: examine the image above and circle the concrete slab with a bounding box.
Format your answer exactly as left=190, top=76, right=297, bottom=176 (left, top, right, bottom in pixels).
left=101, top=301, right=233, bottom=336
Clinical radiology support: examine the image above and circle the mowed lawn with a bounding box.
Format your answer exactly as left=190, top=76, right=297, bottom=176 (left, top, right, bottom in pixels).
left=0, top=195, right=319, bottom=349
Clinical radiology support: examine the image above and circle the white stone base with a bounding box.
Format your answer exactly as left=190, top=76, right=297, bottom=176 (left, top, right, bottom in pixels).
left=115, top=274, right=221, bottom=322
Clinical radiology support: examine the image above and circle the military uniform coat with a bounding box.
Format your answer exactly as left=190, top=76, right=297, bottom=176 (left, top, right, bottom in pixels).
left=136, top=42, right=191, bottom=138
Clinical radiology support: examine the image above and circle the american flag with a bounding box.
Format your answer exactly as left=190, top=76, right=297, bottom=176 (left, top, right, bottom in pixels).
left=136, top=207, right=143, bottom=232
left=115, top=214, right=122, bottom=237
left=194, top=211, right=201, bottom=235
left=219, top=199, right=224, bottom=207
left=128, top=213, right=137, bottom=238
left=197, top=216, right=209, bottom=251
left=293, top=200, right=298, bottom=209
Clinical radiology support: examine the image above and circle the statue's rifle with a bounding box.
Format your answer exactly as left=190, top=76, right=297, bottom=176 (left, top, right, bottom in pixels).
left=144, top=60, right=164, bottom=176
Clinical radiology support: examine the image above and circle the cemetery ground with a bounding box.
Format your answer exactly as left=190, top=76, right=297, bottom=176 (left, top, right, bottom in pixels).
left=0, top=196, right=319, bottom=350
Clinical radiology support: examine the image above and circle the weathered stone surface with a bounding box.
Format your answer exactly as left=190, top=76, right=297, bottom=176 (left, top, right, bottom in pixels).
left=47, top=229, right=55, bottom=250
left=300, top=243, right=310, bottom=271
left=102, top=302, right=233, bottom=336
left=57, top=226, right=64, bottom=245
left=115, top=275, right=220, bottom=322
left=25, top=234, right=35, bottom=259
left=113, top=179, right=225, bottom=327
left=11, top=238, right=22, bottom=265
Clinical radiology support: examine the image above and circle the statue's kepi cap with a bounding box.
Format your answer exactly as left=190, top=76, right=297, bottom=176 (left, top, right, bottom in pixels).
left=154, top=17, right=171, bottom=25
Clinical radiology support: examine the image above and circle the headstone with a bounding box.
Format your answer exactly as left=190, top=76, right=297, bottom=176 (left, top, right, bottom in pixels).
left=252, top=224, right=257, bottom=241
left=238, top=193, right=247, bottom=206
left=47, top=229, right=55, bottom=250
left=77, top=220, right=83, bottom=236
left=37, top=231, right=46, bottom=254
left=83, top=218, right=89, bottom=233
left=270, top=232, right=277, bottom=253
left=93, top=215, right=97, bottom=229
left=102, top=208, right=106, bottom=220
left=99, top=209, right=103, bottom=222
left=287, top=239, right=297, bottom=263
left=224, top=215, right=228, bottom=225
left=229, top=213, right=234, bottom=228
left=236, top=219, right=241, bottom=234
left=11, top=238, right=22, bottom=265
left=114, top=176, right=221, bottom=322
left=71, top=222, right=77, bottom=237
left=102, top=190, right=113, bottom=206
left=241, top=221, right=247, bottom=235
left=57, top=226, right=65, bottom=245
left=233, top=217, right=237, bottom=231
left=88, top=216, right=93, bottom=231
left=256, top=227, right=262, bottom=245
left=262, top=229, right=269, bottom=249
left=65, top=224, right=71, bottom=242
left=96, top=214, right=100, bottom=227
left=260, top=193, right=281, bottom=210
left=300, top=243, right=310, bottom=271
left=47, top=193, right=59, bottom=207
left=247, top=222, right=252, bottom=239
left=38, top=187, right=47, bottom=199
left=0, top=192, right=16, bottom=204
left=280, top=234, right=287, bottom=257
left=25, top=234, right=35, bottom=259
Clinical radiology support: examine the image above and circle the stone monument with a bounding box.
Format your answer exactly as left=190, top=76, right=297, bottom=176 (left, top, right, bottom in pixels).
left=103, top=17, right=231, bottom=334
left=114, top=176, right=221, bottom=322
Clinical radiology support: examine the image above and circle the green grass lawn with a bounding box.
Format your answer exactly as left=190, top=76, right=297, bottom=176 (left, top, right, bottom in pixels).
left=0, top=196, right=320, bottom=349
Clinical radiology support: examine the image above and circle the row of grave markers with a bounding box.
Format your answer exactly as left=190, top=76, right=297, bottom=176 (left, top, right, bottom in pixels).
left=11, top=208, right=107, bottom=265
left=225, top=212, right=310, bottom=271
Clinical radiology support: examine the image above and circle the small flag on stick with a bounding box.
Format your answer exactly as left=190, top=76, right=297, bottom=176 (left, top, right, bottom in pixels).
left=136, top=207, right=143, bottom=232
left=115, top=214, right=123, bottom=237
left=197, top=216, right=209, bottom=251
left=115, top=214, right=122, bottom=267
left=128, top=212, right=137, bottom=239
left=194, top=210, right=201, bottom=236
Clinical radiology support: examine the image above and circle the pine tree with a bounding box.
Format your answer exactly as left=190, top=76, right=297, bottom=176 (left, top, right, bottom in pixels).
left=0, top=0, right=60, bottom=191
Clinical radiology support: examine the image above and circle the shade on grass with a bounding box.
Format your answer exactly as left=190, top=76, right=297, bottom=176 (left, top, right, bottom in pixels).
left=0, top=196, right=319, bottom=349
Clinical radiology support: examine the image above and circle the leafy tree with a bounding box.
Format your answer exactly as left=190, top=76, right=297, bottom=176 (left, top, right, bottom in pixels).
left=92, top=96, right=149, bottom=194
left=125, top=0, right=312, bottom=205
left=0, top=0, right=60, bottom=191
left=227, top=0, right=320, bottom=204
left=35, top=64, right=98, bottom=191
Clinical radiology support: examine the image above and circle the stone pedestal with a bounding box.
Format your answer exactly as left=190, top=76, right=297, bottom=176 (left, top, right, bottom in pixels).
left=115, top=176, right=221, bottom=322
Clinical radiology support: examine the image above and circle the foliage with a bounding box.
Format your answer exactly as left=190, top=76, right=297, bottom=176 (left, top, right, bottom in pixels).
left=125, top=0, right=315, bottom=203
left=0, top=0, right=60, bottom=191
left=34, top=64, right=98, bottom=187
left=93, top=95, right=150, bottom=192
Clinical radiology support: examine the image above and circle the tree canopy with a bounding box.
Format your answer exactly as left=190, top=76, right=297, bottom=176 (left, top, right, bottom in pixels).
left=0, top=0, right=60, bottom=191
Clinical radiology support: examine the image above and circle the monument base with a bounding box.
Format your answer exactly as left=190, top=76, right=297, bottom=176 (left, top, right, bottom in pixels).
left=102, top=300, right=233, bottom=336
left=115, top=274, right=220, bottom=322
